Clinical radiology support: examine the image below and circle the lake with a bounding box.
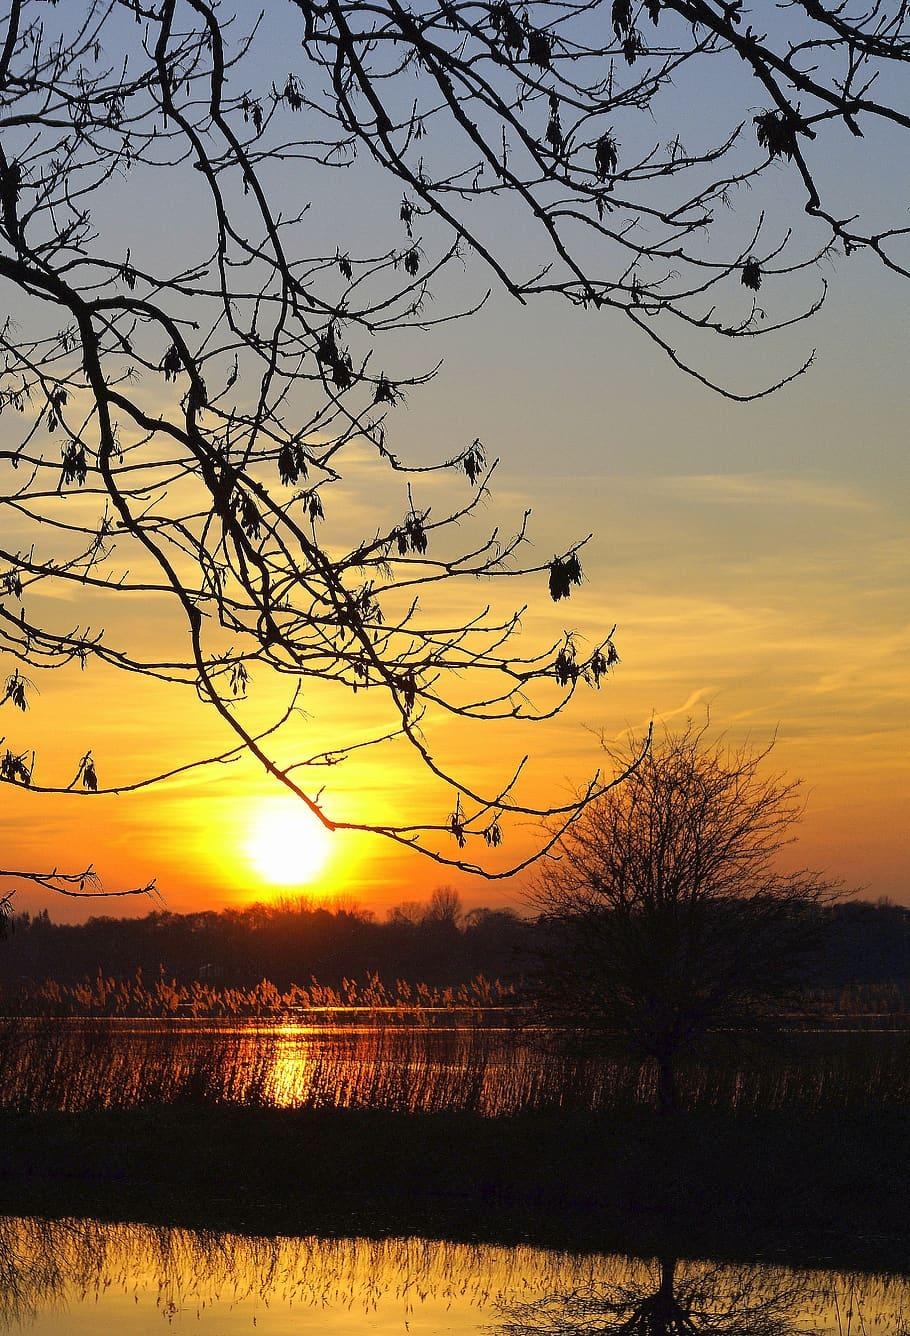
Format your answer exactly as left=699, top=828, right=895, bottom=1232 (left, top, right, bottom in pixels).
left=1, top=1021, right=907, bottom=1330
left=1, top=1217, right=908, bottom=1334
left=0, top=1017, right=907, bottom=1114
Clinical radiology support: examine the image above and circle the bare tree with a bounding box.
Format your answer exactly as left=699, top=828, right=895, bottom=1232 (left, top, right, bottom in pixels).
left=0, top=0, right=907, bottom=888
left=532, top=723, right=840, bottom=1111
left=495, top=1255, right=813, bottom=1336
left=0, top=0, right=631, bottom=890
left=422, top=884, right=465, bottom=926
left=284, top=0, right=910, bottom=397
left=0, top=867, right=155, bottom=927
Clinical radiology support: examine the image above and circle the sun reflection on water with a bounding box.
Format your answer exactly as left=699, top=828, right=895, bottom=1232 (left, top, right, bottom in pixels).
left=0, top=1218, right=907, bottom=1335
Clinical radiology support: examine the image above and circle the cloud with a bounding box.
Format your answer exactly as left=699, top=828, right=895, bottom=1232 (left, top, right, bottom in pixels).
left=655, top=473, right=876, bottom=511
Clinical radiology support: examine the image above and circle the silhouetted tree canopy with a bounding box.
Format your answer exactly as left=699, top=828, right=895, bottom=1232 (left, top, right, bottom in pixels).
left=0, top=889, right=903, bottom=1002
left=532, top=724, right=841, bottom=1110
left=1, top=0, right=908, bottom=891
left=0, top=891, right=536, bottom=993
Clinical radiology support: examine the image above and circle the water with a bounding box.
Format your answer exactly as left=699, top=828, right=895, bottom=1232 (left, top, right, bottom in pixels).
left=0, top=1017, right=907, bottom=1114
left=0, top=1218, right=907, bottom=1334
left=0, top=1018, right=564, bottom=1114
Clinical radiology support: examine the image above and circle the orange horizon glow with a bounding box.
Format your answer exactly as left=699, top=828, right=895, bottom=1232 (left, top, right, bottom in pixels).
left=1, top=279, right=907, bottom=921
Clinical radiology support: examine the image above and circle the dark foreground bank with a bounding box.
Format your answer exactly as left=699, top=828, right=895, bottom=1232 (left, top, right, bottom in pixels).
left=0, top=1106, right=906, bottom=1274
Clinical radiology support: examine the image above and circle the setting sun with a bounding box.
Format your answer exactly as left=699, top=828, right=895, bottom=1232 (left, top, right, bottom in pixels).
left=243, top=798, right=333, bottom=890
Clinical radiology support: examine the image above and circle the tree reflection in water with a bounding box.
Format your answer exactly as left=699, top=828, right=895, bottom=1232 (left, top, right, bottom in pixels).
left=0, top=1217, right=906, bottom=1334
left=492, top=1254, right=910, bottom=1336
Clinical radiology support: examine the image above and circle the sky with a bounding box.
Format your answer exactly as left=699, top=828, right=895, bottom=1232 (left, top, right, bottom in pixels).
left=0, top=5, right=907, bottom=920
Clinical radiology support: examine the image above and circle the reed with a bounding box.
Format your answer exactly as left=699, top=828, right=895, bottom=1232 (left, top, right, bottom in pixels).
left=1, top=1216, right=906, bottom=1333
left=0, top=1017, right=907, bottom=1116
left=0, top=970, right=518, bottom=1019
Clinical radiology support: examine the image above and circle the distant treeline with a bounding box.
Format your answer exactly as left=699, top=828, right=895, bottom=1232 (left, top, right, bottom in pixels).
left=0, top=889, right=533, bottom=995
left=0, top=892, right=908, bottom=1014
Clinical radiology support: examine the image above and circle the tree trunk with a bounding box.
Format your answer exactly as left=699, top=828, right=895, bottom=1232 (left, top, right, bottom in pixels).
left=656, top=1051, right=679, bottom=1116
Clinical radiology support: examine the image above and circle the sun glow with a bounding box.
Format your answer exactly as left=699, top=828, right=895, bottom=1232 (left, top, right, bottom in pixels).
left=244, top=797, right=333, bottom=889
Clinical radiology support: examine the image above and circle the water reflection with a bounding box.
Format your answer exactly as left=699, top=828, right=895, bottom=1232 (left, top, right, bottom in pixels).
left=0, top=1021, right=557, bottom=1115
left=493, top=1255, right=821, bottom=1335
left=0, top=1218, right=907, bottom=1335
left=1, top=1018, right=908, bottom=1115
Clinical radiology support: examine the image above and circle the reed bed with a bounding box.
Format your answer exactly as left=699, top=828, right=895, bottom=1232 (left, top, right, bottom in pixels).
left=0, top=971, right=517, bottom=1019
left=0, top=1017, right=908, bottom=1116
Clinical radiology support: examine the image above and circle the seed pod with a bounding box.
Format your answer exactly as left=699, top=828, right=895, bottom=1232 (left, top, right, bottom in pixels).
left=741, top=258, right=762, bottom=290
left=595, top=133, right=619, bottom=179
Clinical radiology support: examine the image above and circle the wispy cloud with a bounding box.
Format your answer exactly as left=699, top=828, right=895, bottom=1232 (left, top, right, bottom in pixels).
left=655, top=473, right=876, bottom=511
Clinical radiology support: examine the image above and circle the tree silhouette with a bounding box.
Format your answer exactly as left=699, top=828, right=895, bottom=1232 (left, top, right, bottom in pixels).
left=296, top=0, right=910, bottom=398
left=0, top=0, right=908, bottom=886
left=532, top=723, right=840, bottom=1111
left=495, top=1254, right=817, bottom=1336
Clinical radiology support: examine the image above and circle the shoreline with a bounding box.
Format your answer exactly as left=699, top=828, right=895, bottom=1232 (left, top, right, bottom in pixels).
left=0, top=1105, right=906, bottom=1275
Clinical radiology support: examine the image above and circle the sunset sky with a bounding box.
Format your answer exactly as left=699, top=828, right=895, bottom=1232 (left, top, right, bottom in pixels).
left=1, top=9, right=907, bottom=921
left=5, top=245, right=906, bottom=920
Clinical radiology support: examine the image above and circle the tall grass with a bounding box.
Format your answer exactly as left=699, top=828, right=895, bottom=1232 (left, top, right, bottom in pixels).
left=0, top=1017, right=908, bottom=1116
left=0, top=970, right=517, bottom=1018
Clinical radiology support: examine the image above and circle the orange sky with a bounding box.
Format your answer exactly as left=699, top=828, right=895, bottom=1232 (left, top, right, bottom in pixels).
left=0, top=17, right=907, bottom=923
left=2, top=249, right=907, bottom=921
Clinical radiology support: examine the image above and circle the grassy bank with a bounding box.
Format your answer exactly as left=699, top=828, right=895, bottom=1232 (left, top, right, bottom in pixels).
left=0, top=1104, right=906, bottom=1275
